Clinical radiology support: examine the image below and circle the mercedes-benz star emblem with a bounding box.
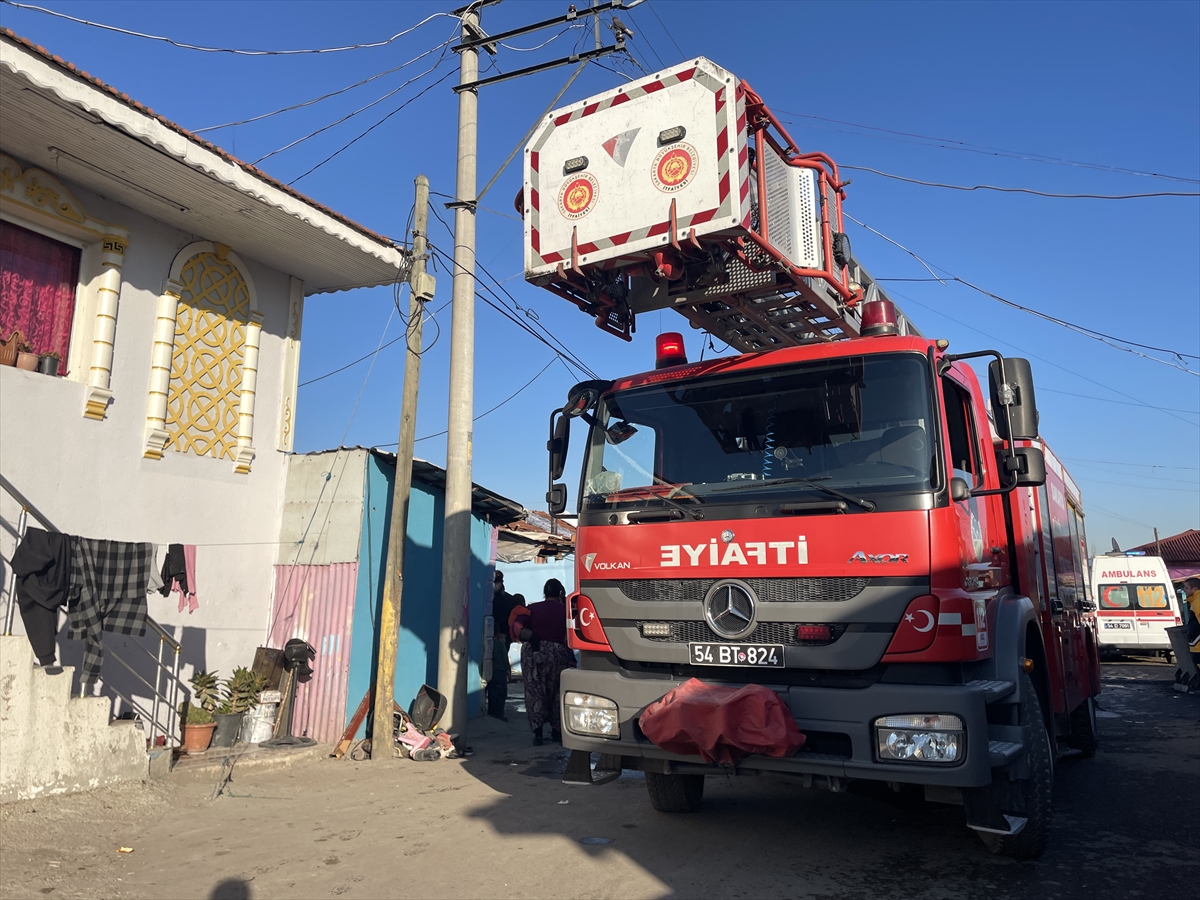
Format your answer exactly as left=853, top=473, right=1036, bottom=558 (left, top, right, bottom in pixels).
left=704, top=581, right=757, bottom=640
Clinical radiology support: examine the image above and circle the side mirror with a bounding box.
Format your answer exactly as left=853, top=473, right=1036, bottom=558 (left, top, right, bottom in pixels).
left=547, top=483, right=567, bottom=515
left=548, top=413, right=570, bottom=481
left=1011, top=446, right=1046, bottom=487
left=950, top=476, right=971, bottom=502
left=988, top=357, right=1038, bottom=441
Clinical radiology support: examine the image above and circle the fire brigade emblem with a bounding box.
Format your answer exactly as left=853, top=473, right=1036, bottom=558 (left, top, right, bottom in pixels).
left=558, top=173, right=598, bottom=219
left=651, top=142, right=698, bottom=193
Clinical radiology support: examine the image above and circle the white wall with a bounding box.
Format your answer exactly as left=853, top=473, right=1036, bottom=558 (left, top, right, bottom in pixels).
left=0, top=176, right=295, bottom=701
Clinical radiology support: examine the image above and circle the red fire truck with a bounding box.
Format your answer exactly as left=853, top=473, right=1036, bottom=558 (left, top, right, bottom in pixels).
left=522, top=58, right=1100, bottom=858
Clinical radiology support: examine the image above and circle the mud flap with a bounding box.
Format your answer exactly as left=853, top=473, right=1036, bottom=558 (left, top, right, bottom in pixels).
left=562, top=750, right=623, bottom=786
left=962, top=784, right=1028, bottom=836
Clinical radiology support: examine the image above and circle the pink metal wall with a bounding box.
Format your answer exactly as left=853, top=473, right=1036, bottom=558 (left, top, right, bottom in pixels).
left=269, top=563, right=358, bottom=744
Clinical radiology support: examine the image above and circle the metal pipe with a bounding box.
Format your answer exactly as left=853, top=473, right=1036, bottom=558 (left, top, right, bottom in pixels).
left=2, top=508, right=29, bottom=635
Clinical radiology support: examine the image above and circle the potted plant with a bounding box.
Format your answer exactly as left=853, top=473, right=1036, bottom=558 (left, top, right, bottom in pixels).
left=191, top=669, right=221, bottom=712
left=211, top=667, right=268, bottom=748
left=15, top=341, right=38, bottom=371
left=179, top=702, right=216, bottom=754
left=37, top=351, right=60, bottom=377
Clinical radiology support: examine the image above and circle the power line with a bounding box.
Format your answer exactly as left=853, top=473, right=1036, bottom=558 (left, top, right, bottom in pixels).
left=1, top=0, right=459, bottom=55
left=773, top=109, right=1200, bottom=185
left=1062, top=456, right=1198, bottom=471
left=288, top=68, right=457, bottom=185
left=194, top=35, right=457, bottom=133
left=254, top=45, right=454, bottom=164
left=844, top=213, right=1199, bottom=373
left=377, top=356, right=567, bottom=446
left=499, top=24, right=583, bottom=52
left=1040, top=388, right=1198, bottom=417
left=646, top=0, right=687, bottom=62
left=1079, top=477, right=1198, bottom=492
left=427, top=206, right=600, bottom=379
left=1067, top=462, right=1199, bottom=485
left=620, top=8, right=667, bottom=70
left=842, top=164, right=1200, bottom=200
left=887, top=287, right=1199, bottom=428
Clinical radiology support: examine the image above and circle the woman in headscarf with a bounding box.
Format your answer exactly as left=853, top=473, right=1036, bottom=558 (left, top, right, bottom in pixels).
left=511, top=578, right=576, bottom=745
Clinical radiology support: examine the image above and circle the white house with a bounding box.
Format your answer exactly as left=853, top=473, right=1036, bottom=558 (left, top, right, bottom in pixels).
left=0, top=28, right=408, bottom=795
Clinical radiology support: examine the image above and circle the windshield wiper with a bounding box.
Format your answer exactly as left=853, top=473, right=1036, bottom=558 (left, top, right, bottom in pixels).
left=712, top=475, right=876, bottom=511
left=590, top=483, right=705, bottom=520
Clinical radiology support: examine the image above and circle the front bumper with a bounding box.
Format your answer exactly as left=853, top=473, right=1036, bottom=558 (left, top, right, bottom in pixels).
left=560, top=667, right=996, bottom=787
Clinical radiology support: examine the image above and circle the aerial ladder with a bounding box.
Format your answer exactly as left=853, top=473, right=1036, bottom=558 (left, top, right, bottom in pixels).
left=520, top=58, right=919, bottom=351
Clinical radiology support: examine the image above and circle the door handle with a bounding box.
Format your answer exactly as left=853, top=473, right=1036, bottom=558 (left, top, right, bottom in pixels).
left=1050, top=599, right=1065, bottom=616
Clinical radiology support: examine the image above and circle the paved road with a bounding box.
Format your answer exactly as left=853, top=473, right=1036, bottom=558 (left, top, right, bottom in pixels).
left=2, top=660, right=1196, bottom=899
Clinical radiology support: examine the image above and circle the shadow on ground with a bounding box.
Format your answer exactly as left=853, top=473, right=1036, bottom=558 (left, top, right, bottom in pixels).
left=454, top=662, right=1200, bottom=899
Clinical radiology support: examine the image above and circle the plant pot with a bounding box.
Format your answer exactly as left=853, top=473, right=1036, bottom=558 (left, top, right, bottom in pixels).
left=15, top=351, right=38, bottom=371
left=181, top=721, right=216, bottom=754
left=37, top=355, right=59, bottom=377
left=211, top=712, right=245, bottom=748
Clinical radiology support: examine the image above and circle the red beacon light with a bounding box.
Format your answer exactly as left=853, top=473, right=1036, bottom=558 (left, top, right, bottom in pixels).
left=655, top=332, right=687, bottom=368
left=859, top=297, right=899, bottom=337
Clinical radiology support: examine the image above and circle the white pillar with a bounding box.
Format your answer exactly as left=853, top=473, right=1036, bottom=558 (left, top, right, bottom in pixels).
left=83, top=231, right=129, bottom=420
left=143, top=280, right=182, bottom=458
left=233, top=310, right=264, bottom=474
left=276, top=277, right=304, bottom=452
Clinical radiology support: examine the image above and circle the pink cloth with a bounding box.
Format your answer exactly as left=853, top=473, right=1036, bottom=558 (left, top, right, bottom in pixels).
left=638, top=678, right=806, bottom=766
left=175, top=545, right=198, bottom=613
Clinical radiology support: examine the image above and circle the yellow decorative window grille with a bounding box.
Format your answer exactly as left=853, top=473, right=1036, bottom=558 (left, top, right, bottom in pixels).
left=164, top=250, right=251, bottom=460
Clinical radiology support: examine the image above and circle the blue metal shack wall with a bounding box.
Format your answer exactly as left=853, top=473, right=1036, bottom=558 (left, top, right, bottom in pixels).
left=344, top=454, right=492, bottom=738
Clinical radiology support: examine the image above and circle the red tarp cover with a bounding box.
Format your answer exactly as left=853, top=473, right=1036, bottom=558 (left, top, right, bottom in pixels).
left=638, top=678, right=806, bottom=766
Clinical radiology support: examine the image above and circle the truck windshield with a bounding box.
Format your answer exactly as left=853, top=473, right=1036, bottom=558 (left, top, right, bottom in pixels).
left=582, top=352, right=935, bottom=510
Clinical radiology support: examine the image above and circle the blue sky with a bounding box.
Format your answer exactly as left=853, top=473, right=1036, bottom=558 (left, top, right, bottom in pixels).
left=5, top=0, right=1196, bottom=550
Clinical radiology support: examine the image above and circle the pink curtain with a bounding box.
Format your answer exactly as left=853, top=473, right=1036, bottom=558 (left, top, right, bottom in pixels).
left=0, top=221, right=81, bottom=361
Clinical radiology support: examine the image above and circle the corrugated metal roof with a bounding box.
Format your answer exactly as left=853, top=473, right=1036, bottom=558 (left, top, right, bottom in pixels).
left=0, top=29, right=409, bottom=294
left=1129, top=529, right=1200, bottom=564
left=300, top=447, right=526, bottom=526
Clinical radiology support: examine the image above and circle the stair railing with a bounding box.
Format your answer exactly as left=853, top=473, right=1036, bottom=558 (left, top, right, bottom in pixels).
left=1, top=472, right=187, bottom=748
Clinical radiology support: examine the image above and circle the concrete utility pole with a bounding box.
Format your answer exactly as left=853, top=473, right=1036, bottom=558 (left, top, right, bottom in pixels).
left=372, top=175, right=433, bottom=759
left=437, top=5, right=481, bottom=736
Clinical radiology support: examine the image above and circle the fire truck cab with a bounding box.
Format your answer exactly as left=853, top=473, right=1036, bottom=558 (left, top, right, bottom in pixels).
left=522, top=57, right=1100, bottom=858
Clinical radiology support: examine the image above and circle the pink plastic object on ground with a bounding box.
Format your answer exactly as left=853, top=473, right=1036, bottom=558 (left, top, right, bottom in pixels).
left=638, top=678, right=806, bottom=766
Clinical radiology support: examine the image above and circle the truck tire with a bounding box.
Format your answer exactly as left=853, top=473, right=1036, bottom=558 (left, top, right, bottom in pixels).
left=645, top=771, right=705, bottom=813
left=980, top=671, right=1053, bottom=859
left=1066, top=695, right=1098, bottom=758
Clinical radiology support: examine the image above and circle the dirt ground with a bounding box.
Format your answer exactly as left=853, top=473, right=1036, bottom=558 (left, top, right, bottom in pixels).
left=2, top=660, right=1197, bottom=900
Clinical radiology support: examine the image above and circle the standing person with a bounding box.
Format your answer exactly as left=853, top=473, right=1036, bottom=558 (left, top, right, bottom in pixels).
left=511, top=578, right=576, bottom=746
left=1184, top=578, right=1200, bottom=667
left=487, top=570, right=516, bottom=721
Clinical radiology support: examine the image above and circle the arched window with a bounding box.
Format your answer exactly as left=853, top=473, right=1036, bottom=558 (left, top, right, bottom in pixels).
left=144, top=242, right=262, bottom=472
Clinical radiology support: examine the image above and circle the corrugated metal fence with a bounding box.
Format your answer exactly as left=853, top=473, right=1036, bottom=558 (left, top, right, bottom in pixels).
left=269, top=563, right=358, bottom=744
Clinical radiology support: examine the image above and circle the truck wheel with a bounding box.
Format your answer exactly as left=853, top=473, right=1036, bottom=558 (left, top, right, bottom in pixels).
left=645, top=771, right=705, bottom=813
left=1066, top=696, right=1098, bottom=758
left=980, top=671, right=1053, bottom=859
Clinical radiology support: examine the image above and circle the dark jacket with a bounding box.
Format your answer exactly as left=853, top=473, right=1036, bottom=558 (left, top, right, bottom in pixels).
left=11, top=527, right=71, bottom=611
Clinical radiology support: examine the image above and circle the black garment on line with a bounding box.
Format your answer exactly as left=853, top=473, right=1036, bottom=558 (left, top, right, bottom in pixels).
left=11, top=528, right=71, bottom=666
left=11, top=527, right=71, bottom=610
left=158, top=543, right=187, bottom=596
left=19, top=603, right=59, bottom=666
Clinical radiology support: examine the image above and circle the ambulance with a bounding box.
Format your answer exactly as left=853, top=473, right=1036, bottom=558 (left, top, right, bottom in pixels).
left=1091, top=554, right=1182, bottom=657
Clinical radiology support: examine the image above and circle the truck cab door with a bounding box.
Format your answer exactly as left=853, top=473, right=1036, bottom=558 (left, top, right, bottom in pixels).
left=940, top=374, right=1001, bottom=645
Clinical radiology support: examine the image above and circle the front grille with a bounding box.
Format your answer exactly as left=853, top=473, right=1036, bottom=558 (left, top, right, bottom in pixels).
left=615, top=577, right=868, bottom=604
left=638, top=621, right=847, bottom=646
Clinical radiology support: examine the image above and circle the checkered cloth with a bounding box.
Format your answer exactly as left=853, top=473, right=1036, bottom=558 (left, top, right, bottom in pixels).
left=67, top=537, right=153, bottom=684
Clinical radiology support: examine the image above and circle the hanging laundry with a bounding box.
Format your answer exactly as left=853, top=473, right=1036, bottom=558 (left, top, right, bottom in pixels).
left=181, top=544, right=198, bottom=613
left=158, top=544, right=186, bottom=596
left=146, top=544, right=165, bottom=594
left=66, top=538, right=153, bottom=684
left=11, top=527, right=70, bottom=666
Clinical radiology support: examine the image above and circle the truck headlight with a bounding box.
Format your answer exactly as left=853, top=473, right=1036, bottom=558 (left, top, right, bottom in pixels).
left=874, top=714, right=963, bottom=764
left=564, top=692, right=619, bottom=739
